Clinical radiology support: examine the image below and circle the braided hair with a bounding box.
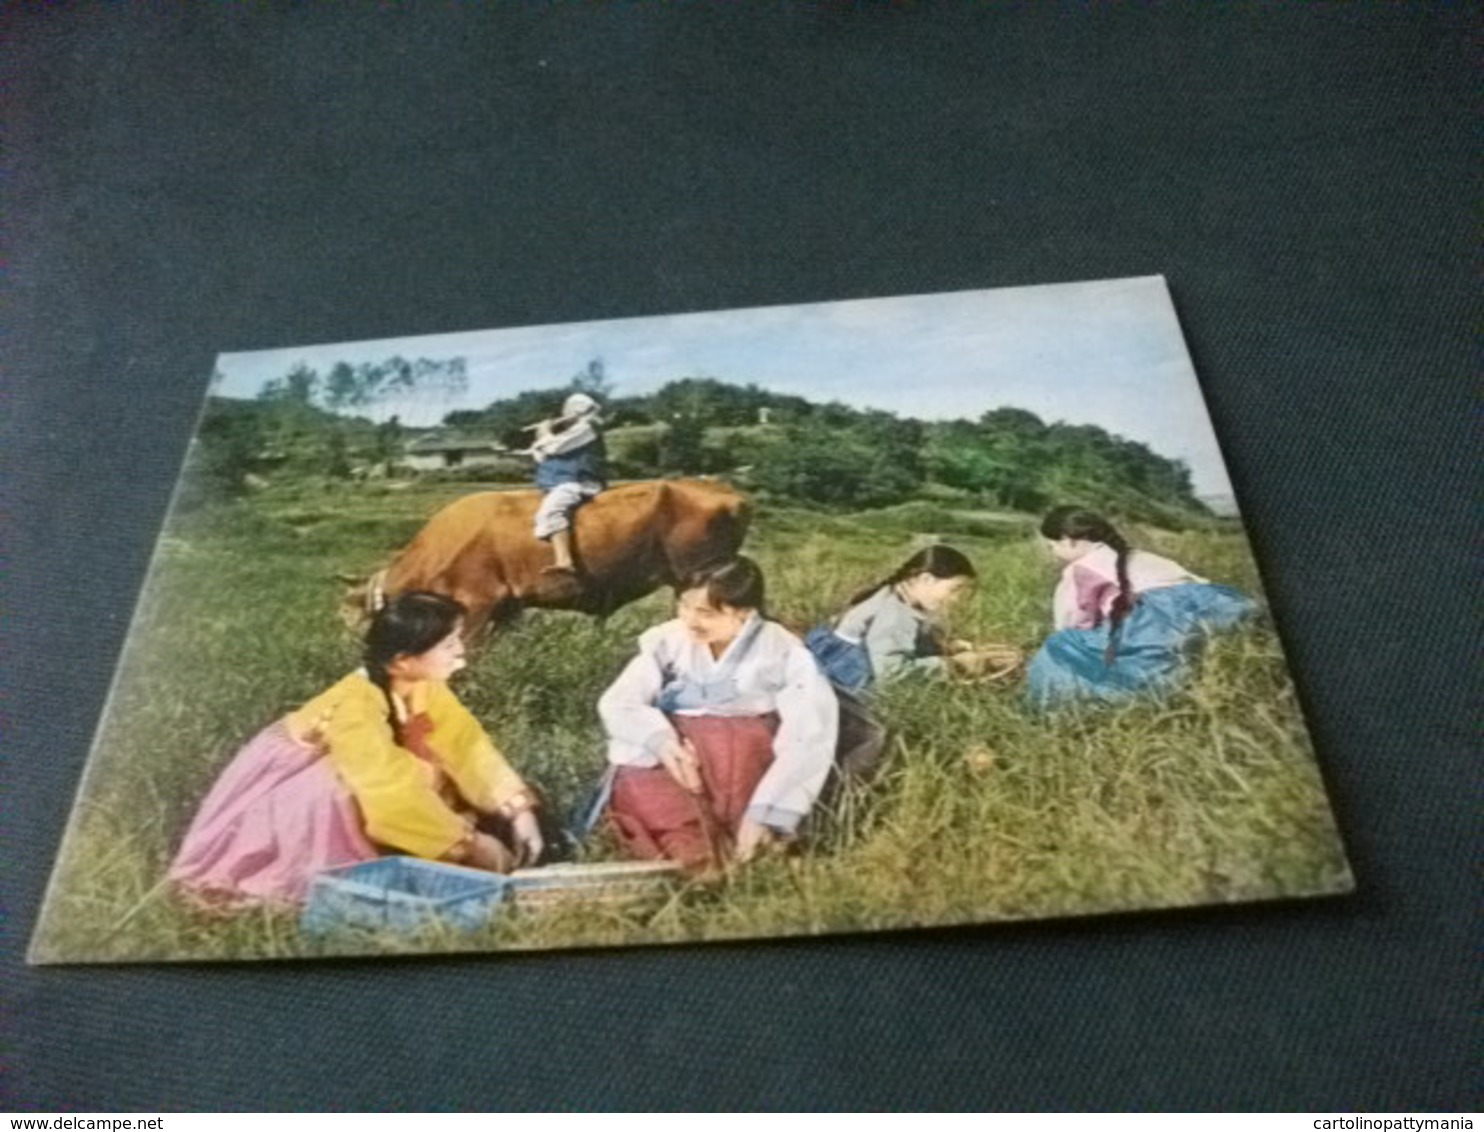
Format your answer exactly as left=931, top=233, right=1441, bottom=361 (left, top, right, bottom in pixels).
left=848, top=544, right=977, bottom=608
left=1039, top=507, right=1132, bottom=665
left=362, top=591, right=467, bottom=731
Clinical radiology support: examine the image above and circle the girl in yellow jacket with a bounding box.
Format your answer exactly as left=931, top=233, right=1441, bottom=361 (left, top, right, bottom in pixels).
left=170, top=592, right=540, bottom=905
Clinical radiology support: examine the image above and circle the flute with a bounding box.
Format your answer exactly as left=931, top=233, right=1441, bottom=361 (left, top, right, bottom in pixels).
left=519, top=411, right=582, bottom=434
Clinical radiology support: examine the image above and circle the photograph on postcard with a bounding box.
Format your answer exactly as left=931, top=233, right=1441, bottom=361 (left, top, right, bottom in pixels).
left=29, top=275, right=1353, bottom=963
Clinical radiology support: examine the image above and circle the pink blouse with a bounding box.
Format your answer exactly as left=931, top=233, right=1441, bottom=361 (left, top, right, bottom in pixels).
left=1052, top=544, right=1206, bottom=630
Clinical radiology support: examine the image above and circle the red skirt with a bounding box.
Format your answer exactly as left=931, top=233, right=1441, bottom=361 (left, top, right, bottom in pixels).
left=608, top=714, right=779, bottom=869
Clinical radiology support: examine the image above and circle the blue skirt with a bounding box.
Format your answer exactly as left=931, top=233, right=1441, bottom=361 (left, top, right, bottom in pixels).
left=804, top=625, right=873, bottom=694
left=1026, top=582, right=1257, bottom=708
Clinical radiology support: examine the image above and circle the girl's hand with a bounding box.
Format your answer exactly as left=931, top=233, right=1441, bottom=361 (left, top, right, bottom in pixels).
left=733, top=818, right=774, bottom=864
left=659, top=738, right=703, bottom=794
left=510, top=808, right=544, bottom=866
left=463, top=831, right=518, bottom=874
left=948, top=651, right=984, bottom=677
left=948, top=638, right=976, bottom=654
left=948, top=644, right=1024, bottom=682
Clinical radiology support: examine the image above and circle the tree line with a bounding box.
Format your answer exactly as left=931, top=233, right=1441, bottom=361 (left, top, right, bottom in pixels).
left=448, top=367, right=1206, bottom=520
left=187, top=358, right=1208, bottom=523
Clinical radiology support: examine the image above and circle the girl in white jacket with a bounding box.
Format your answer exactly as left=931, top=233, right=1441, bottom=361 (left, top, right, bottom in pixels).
left=599, top=557, right=839, bottom=869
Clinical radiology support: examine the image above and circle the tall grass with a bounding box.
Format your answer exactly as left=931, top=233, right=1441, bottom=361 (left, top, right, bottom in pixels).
left=29, top=483, right=1351, bottom=963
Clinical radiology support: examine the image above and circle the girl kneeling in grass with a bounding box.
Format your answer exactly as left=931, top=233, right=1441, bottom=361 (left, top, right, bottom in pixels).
left=806, top=545, right=994, bottom=775
left=806, top=544, right=980, bottom=693
left=598, top=557, right=839, bottom=870
left=1027, top=507, right=1257, bottom=708
left=170, top=592, right=543, bottom=906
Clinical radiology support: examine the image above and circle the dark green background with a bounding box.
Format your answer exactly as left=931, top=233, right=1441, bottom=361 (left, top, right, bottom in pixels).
left=5, top=3, right=1477, bottom=1111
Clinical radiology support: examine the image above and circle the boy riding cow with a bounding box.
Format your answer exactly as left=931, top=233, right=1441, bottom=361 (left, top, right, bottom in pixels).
left=522, top=392, right=606, bottom=576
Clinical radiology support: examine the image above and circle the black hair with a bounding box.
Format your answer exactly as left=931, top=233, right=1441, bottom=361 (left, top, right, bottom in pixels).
left=678, top=556, right=766, bottom=613
left=848, top=544, right=977, bottom=608
left=363, top=591, right=466, bottom=728
left=1040, top=506, right=1132, bottom=663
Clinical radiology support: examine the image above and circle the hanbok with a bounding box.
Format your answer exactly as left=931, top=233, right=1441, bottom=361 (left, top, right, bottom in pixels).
left=169, top=672, right=529, bottom=904
left=598, top=614, right=838, bottom=867
left=1027, top=545, right=1256, bottom=707
left=805, top=585, right=947, bottom=692
left=803, top=584, right=945, bottom=776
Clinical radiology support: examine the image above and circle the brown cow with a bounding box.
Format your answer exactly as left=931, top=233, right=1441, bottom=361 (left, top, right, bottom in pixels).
left=356, top=479, right=752, bottom=637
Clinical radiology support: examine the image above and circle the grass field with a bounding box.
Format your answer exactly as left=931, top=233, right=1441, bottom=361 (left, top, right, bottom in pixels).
left=29, top=478, right=1352, bottom=963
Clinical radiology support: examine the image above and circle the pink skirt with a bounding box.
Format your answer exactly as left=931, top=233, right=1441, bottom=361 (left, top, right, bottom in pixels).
left=169, top=721, right=379, bottom=906
left=608, top=714, right=778, bottom=869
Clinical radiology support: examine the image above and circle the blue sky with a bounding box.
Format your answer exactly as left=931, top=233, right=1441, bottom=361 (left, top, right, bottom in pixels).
left=214, top=275, right=1234, bottom=497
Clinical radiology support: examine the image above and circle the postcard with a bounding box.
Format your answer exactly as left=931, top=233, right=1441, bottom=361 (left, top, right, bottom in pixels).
left=29, top=275, right=1353, bottom=963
